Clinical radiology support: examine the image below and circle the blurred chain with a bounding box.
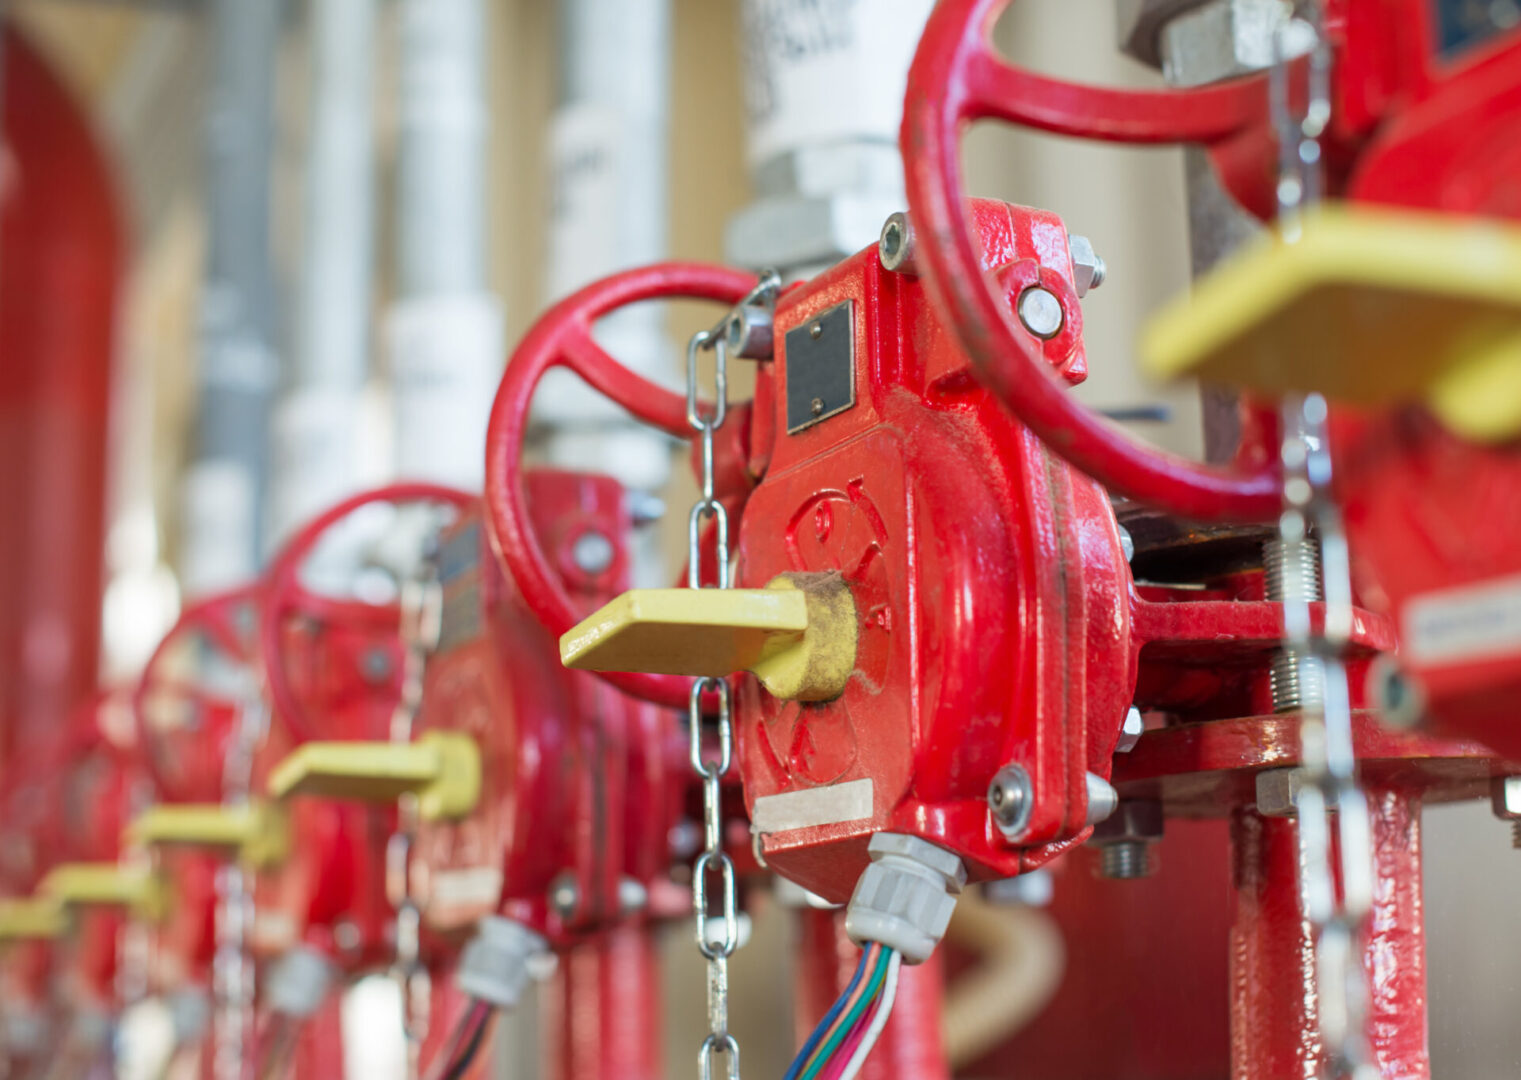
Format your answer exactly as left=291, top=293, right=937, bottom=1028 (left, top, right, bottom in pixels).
left=387, top=561, right=443, bottom=1080
left=213, top=688, right=267, bottom=1080
left=688, top=271, right=779, bottom=1080
left=1271, top=8, right=1376, bottom=1078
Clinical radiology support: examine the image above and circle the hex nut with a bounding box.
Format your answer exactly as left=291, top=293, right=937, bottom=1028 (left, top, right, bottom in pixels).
left=1158, top=0, right=1316, bottom=87
left=1116, top=707, right=1146, bottom=754
left=1068, top=234, right=1106, bottom=297
left=1491, top=776, right=1521, bottom=820
left=1255, top=767, right=1304, bottom=818
left=1089, top=799, right=1164, bottom=845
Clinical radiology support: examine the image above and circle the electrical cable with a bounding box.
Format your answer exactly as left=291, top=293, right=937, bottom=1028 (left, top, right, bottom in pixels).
left=422, top=1000, right=485, bottom=1080
left=783, top=944, right=873, bottom=1080
left=442, top=1005, right=495, bottom=1080
left=835, top=950, right=903, bottom=1080
left=797, top=946, right=893, bottom=1080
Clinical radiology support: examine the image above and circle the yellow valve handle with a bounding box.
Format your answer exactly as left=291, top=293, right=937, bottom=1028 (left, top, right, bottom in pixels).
left=38, top=863, right=168, bottom=922
left=267, top=730, right=481, bottom=822
left=0, top=897, right=68, bottom=941
left=1140, top=204, right=1521, bottom=440
left=127, top=802, right=290, bottom=868
left=561, top=572, right=857, bottom=702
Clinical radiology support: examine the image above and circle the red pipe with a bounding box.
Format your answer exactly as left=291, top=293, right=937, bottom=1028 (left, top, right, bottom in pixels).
left=1229, top=786, right=1429, bottom=1080
left=793, top=907, right=947, bottom=1080
left=542, top=924, right=663, bottom=1080
left=0, top=27, right=123, bottom=778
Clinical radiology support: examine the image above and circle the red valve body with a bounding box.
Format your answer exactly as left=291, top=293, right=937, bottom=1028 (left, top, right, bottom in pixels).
left=412, top=471, right=681, bottom=949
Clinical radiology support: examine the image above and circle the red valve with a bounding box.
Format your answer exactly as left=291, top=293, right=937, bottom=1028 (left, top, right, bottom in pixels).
left=483, top=262, right=758, bottom=710
left=132, top=585, right=263, bottom=804
left=901, top=0, right=1282, bottom=523
left=260, top=482, right=475, bottom=745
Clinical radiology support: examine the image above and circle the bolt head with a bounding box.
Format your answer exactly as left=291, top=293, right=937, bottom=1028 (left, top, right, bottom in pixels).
left=878, top=212, right=917, bottom=275
left=1017, top=287, right=1064, bottom=339
left=1116, top=707, right=1145, bottom=754
left=988, top=763, right=1034, bottom=840
left=1255, top=768, right=1303, bottom=818
left=548, top=873, right=579, bottom=918
left=1090, top=799, right=1164, bottom=844
left=1067, top=235, right=1106, bottom=296
left=1492, top=776, right=1521, bottom=820
left=571, top=531, right=615, bottom=575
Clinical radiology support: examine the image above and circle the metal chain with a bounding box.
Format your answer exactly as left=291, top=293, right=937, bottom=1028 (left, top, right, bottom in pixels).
left=1270, top=9, right=1376, bottom=1079
left=688, top=271, right=779, bottom=1080
left=387, top=561, right=443, bottom=1080
left=213, top=688, right=267, bottom=1080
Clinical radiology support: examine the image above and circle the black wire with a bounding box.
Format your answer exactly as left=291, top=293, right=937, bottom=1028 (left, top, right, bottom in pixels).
left=442, top=1006, right=495, bottom=1080
left=422, top=1001, right=482, bottom=1080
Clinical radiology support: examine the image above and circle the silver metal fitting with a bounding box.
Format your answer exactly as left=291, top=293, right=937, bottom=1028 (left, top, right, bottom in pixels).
left=265, top=944, right=337, bottom=1019
left=988, top=763, right=1034, bottom=841
left=1017, top=287, right=1064, bottom=339
left=878, top=212, right=918, bottom=275
left=456, top=915, right=549, bottom=1009
left=1115, top=0, right=1213, bottom=68
left=845, top=832, right=967, bottom=964
left=1158, top=0, right=1317, bottom=87
left=548, top=872, right=579, bottom=920
left=571, top=530, right=616, bottom=575
left=1068, top=235, right=1106, bottom=297
left=1089, top=800, right=1164, bottom=880
left=1086, top=772, right=1120, bottom=825
left=1490, top=777, right=1521, bottom=849
left=1255, top=767, right=1304, bottom=818
left=1116, top=707, right=1146, bottom=754
left=1117, top=522, right=1136, bottom=564
left=725, top=304, right=775, bottom=359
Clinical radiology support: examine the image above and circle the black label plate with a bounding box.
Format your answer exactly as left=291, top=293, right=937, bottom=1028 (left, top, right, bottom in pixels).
left=785, top=299, right=856, bottom=434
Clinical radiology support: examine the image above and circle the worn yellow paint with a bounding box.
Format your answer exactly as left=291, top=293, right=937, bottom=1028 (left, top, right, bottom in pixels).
left=38, top=863, right=168, bottom=922
left=1141, top=204, right=1521, bottom=438
left=561, top=572, right=858, bottom=702
left=127, top=801, right=290, bottom=869
left=267, top=730, right=481, bottom=823
left=0, top=897, right=67, bottom=942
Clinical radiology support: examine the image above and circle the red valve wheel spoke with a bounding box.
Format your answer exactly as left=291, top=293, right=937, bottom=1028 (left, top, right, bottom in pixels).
left=484, top=262, right=757, bottom=711
left=904, top=0, right=1284, bottom=523
left=132, top=584, right=262, bottom=802
left=259, top=482, right=475, bottom=745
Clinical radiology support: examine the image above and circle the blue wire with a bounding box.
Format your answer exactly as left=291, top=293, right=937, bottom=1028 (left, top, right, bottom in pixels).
left=783, top=945, right=874, bottom=1080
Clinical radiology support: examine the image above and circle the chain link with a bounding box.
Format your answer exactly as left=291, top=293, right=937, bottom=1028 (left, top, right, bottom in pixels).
left=1270, top=9, right=1376, bottom=1078
left=213, top=687, right=266, bottom=1080
left=687, top=272, right=779, bottom=1080
left=387, top=563, right=443, bottom=1079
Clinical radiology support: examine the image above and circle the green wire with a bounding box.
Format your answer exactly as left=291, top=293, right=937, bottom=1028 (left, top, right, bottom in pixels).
left=799, top=948, right=891, bottom=1080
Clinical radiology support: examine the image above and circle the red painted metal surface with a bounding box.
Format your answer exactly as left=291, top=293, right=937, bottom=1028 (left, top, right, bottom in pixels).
left=483, top=263, right=757, bottom=709
left=542, top=923, right=663, bottom=1080
left=0, top=27, right=123, bottom=782
left=412, top=474, right=681, bottom=954
left=794, top=908, right=947, bottom=1080
left=1229, top=784, right=1430, bottom=1080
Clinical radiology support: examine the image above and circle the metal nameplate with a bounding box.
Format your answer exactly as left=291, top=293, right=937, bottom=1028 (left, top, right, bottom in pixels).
left=785, top=299, right=856, bottom=433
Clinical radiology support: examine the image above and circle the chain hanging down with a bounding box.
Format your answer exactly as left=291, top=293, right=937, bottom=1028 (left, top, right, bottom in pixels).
left=213, top=684, right=267, bottom=1080
left=686, top=271, right=780, bottom=1080
left=386, top=559, right=444, bottom=1080
left=1270, top=8, right=1376, bottom=1078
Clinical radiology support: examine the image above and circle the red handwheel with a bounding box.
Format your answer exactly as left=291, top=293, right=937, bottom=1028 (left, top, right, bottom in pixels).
left=483, top=262, right=758, bottom=710
left=132, top=585, right=263, bottom=803
left=902, top=0, right=1285, bottom=523
left=259, top=483, right=476, bottom=745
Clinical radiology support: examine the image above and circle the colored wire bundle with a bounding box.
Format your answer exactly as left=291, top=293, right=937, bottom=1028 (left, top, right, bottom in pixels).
left=785, top=943, right=905, bottom=1080
left=424, top=999, right=495, bottom=1080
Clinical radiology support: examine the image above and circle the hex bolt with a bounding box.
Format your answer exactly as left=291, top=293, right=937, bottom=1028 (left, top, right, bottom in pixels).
left=1085, top=772, right=1119, bottom=825
left=571, top=530, right=615, bottom=576
left=988, top=763, right=1034, bottom=841
left=1490, top=777, right=1521, bottom=850
left=1017, top=287, right=1064, bottom=339
left=1263, top=537, right=1324, bottom=713
left=1115, top=707, right=1145, bottom=754
left=878, top=212, right=918, bottom=275
left=1255, top=767, right=1303, bottom=818
left=1067, top=234, right=1106, bottom=296
left=1089, top=799, right=1164, bottom=880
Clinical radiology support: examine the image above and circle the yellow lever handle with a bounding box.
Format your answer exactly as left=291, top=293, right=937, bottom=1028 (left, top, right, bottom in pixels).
left=267, top=730, right=481, bottom=822
left=561, top=572, right=857, bottom=702
left=0, top=897, right=67, bottom=941
left=127, top=802, right=289, bottom=868
left=38, top=863, right=167, bottom=921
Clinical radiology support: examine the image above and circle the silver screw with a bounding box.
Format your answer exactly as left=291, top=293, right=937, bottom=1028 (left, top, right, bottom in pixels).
left=1100, top=842, right=1151, bottom=880
left=1017, top=287, right=1064, bottom=339
left=988, top=763, right=1034, bottom=840
left=571, top=531, right=615, bottom=575
left=878, top=212, right=918, bottom=275
left=549, top=873, right=579, bottom=919
left=809, top=320, right=823, bottom=339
